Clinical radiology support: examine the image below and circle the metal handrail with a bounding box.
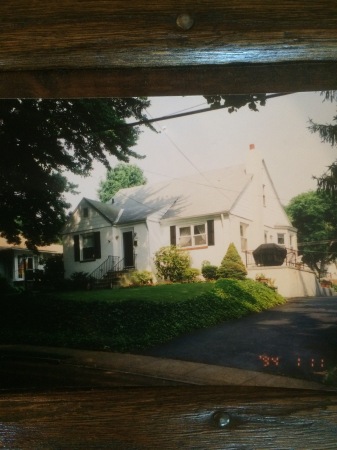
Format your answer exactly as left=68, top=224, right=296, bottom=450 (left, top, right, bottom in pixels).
left=89, top=255, right=123, bottom=281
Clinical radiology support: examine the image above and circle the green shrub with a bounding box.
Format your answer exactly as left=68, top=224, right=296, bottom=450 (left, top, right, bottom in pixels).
left=182, top=267, right=200, bottom=283
left=154, top=245, right=191, bottom=282
left=0, top=279, right=285, bottom=352
left=69, top=271, right=93, bottom=290
left=0, top=275, right=14, bottom=293
left=130, top=270, right=153, bottom=286
left=43, top=254, right=65, bottom=282
left=202, top=264, right=219, bottom=280
left=217, top=243, right=247, bottom=280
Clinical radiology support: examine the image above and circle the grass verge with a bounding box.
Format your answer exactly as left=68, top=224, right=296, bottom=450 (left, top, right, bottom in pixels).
left=0, top=279, right=286, bottom=352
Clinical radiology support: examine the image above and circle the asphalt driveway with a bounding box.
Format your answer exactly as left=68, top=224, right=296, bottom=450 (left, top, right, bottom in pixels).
left=139, top=296, right=337, bottom=384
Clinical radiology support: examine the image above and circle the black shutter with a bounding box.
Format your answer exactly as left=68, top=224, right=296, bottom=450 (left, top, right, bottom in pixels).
left=207, top=220, right=215, bottom=246
left=170, top=226, right=176, bottom=245
left=74, top=235, right=80, bottom=261
left=94, top=232, right=101, bottom=259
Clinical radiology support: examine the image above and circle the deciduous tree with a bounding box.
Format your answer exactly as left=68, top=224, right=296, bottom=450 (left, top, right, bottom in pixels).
left=0, top=98, right=150, bottom=248
left=285, top=190, right=337, bottom=277
left=98, top=163, right=147, bottom=202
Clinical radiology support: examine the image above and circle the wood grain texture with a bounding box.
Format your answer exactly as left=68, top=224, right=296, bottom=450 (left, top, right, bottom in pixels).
left=1, top=1, right=337, bottom=97
left=2, top=61, right=337, bottom=98
left=0, top=387, right=337, bottom=449
left=1, top=0, right=337, bottom=70
left=1, top=2, right=337, bottom=448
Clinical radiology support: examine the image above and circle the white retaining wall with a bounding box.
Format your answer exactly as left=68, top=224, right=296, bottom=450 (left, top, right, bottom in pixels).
left=247, top=266, right=331, bottom=298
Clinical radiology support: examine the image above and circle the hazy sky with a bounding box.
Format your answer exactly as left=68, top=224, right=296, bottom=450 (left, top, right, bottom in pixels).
left=65, top=92, right=337, bottom=209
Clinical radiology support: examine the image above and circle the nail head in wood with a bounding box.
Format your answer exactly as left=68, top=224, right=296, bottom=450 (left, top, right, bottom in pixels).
left=176, top=13, right=194, bottom=31
left=213, top=411, right=231, bottom=428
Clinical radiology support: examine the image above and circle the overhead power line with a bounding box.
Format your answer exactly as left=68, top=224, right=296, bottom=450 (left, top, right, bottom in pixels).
left=125, top=93, right=292, bottom=128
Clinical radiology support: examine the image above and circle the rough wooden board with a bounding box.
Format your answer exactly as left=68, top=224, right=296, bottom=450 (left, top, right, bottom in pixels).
left=1, top=1, right=337, bottom=96
left=1, top=61, right=337, bottom=98
left=1, top=1, right=337, bottom=70
left=0, top=387, right=337, bottom=449
left=1, top=2, right=337, bottom=448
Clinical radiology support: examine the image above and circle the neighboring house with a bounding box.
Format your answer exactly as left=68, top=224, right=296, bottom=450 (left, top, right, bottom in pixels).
left=0, top=236, right=62, bottom=286
left=62, top=148, right=298, bottom=280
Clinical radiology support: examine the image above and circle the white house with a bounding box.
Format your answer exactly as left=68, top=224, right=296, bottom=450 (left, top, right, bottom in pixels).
left=62, top=148, right=298, bottom=284
left=0, top=236, right=62, bottom=286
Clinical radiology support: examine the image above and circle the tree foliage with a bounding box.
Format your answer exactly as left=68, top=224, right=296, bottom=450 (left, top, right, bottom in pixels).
left=0, top=98, right=150, bottom=248
left=217, top=243, right=247, bottom=280
left=285, top=190, right=337, bottom=275
left=98, top=163, right=147, bottom=202
left=204, top=94, right=268, bottom=114
left=308, top=90, right=337, bottom=197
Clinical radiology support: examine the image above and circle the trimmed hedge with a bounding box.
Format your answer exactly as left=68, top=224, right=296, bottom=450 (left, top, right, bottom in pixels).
left=0, top=279, right=286, bottom=352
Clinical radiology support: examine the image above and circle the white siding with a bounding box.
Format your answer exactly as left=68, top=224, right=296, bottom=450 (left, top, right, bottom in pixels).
left=63, top=226, right=114, bottom=278
left=231, top=154, right=295, bottom=254
left=160, top=216, right=233, bottom=270
left=64, top=199, right=111, bottom=233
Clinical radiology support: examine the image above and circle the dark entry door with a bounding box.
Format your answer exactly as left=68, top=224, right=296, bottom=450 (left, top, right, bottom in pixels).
left=123, top=231, right=134, bottom=268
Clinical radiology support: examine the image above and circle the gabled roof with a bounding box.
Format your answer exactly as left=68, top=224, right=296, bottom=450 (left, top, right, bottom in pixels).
left=86, top=164, right=252, bottom=224
left=83, top=198, right=121, bottom=223
left=0, top=236, right=62, bottom=253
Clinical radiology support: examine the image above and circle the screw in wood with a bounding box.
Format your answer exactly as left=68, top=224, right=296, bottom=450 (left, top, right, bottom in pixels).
left=213, top=411, right=231, bottom=428
left=176, top=13, right=194, bottom=31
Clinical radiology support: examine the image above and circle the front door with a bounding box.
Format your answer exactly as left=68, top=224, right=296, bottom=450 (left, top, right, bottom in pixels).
left=123, top=231, right=134, bottom=268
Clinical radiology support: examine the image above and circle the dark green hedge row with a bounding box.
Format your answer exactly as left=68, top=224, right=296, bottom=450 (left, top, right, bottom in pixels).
left=0, top=279, right=286, bottom=352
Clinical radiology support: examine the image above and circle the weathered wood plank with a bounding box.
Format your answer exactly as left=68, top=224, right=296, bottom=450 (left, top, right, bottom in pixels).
left=1, top=2, right=337, bottom=448
left=1, top=1, right=337, bottom=96
left=0, top=387, right=336, bottom=449
left=1, top=61, right=337, bottom=98
left=1, top=0, right=337, bottom=70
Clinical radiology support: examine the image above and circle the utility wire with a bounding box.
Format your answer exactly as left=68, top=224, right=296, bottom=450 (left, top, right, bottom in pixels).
left=144, top=108, right=233, bottom=203
left=124, top=93, right=292, bottom=128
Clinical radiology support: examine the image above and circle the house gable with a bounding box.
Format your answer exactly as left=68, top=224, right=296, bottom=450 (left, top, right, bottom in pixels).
left=230, top=150, right=296, bottom=252
left=62, top=198, right=119, bottom=234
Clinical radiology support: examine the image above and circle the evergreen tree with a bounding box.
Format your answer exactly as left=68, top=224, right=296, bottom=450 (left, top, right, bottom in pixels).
left=217, top=243, right=247, bottom=280
left=308, top=91, right=337, bottom=196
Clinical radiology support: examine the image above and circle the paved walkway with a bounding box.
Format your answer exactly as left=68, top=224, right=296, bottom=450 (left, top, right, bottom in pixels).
left=0, top=345, right=330, bottom=390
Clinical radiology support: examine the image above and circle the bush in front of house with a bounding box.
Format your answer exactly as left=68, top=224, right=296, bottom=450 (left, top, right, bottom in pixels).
left=43, top=254, right=65, bottom=282
left=217, top=243, right=247, bottom=280
left=182, top=267, right=201, bottom=283
left=0, top=275, right=15, bottom=293
left=69, top=271, right=94, bottom=290
left=154, top=245, right=191, bottom=282
left=0, top=278, right=285, bottom=352
left=201, top=262, right=219, bottom=281
left=130, top=270, right=153, bottom=286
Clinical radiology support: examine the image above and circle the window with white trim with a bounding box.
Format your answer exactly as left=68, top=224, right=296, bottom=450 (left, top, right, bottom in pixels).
left=179, top=224, right=206, bottom=247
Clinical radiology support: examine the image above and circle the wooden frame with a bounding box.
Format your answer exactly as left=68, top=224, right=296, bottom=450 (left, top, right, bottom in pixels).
left=1, top=1, right=337, bottom=448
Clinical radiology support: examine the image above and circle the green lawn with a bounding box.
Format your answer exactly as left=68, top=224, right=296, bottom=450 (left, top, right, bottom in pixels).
left=1, top=279, right=286, bottom=352
left=56, top=282, right=215, bottom=303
